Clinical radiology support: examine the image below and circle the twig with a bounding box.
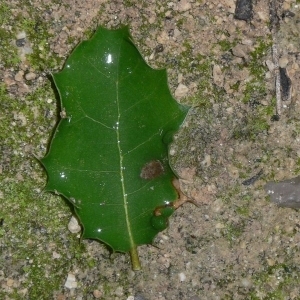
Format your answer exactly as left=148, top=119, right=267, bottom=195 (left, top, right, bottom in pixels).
left=272, top=42, right=282, bottom=116
left=269, top=0, right=281, bottom=117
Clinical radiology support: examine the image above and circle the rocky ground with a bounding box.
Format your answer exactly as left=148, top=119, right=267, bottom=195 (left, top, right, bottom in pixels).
left=1, top=0, right=300, bottom=299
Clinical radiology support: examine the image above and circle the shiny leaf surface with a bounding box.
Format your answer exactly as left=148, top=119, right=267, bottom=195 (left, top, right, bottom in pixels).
left=41, top=26, right=188, bottom=269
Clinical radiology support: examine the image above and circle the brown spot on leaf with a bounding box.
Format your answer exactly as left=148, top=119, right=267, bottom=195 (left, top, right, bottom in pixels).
left=140, top=160, right=164, bottom=180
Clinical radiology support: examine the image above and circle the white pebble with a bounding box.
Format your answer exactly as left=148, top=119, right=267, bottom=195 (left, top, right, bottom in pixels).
left=68, top=216, right=81, bottom=233
left=169, top=148, right=176, bottom=156
left=25, top=72, right=36, bottom=81
left=52, top=251, right=61, bottom=259
left=64, top=273, right=77, bottom=289
left=265, top=60, right=275, bottom=72
left=179, top=272, right=186, bottom=282
left=16, top=31, right=26, bottom=40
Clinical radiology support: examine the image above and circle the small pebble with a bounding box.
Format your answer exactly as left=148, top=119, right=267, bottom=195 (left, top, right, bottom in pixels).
left=25, top=72, right=37, bottom=81
left=179, top=272, right=186, bottom=282
left=53, top=251, right=61, bottom=259
left=177, top=0, right=191, bottom=12
left=231, top=44, right=249, bottom=59
left=64, top=273, right=77, bottom=289
left=257, top=11, right=268, bottom=22
left=279, top=67, right=292, bottom=101
left=234, top=0, right=253, bottom=21
left=265, top=60, right=275, bottom=72
left=216, top=222, right=225, bottom=229
left=68, top=216, right=81, bottom=233
left=169, top=147, right=176, bottom=156
left=6, top=278, right=14, bottom=287
left=223, top=0, right=235, bottom=13
left=279, top=56, right=289, bottom=68
left=16, top=31, right=26, bottom=40
left=265, top=176, right=300, bottom=208
left=16, top=38, right=26, bottom=47
left=174, top=83, right=189, bottom=98
left=16, top=31, right=26, bottom=47
left=155, top=44, right=163, bottom=53
left=93, top=290, right=102, bottom=298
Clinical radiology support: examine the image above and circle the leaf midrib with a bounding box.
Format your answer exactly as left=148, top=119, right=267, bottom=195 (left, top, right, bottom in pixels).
left=115, top=78, right=135, bottom=250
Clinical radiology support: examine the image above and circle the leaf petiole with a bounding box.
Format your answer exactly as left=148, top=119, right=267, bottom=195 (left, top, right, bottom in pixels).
left=130, top=246, right=141, bottom=271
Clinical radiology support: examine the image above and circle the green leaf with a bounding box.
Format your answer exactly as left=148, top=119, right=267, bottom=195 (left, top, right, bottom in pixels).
left=41, top=26, right=188, bottom=270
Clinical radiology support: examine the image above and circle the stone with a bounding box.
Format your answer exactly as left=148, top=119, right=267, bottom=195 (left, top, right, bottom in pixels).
left=179, top=272, right=186, bottom=282
left=223, top=0, right=235, bottom=14
left=231, top=44, right=250, bottom=59
left=93, top=290, right=102, bottom=298
left=177, top=0, right=191, bottom=12
left=174, top=83, right=189, bottom=98
left=265, top=176, right=300, bottom=208
left=279, top=67, right=291, bottom=101
left=68, top=216, right=81, bottom=233
left=234, top=0, right=253, bottom=21
left=64, top=273, right=77, bottom=289
left=279, top=56, right=289, bottom=68
left=25, top=72, right=36, bottom=81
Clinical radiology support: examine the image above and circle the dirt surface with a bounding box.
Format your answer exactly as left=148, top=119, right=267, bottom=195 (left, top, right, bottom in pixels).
left=1, top=0, right=300, bottom=299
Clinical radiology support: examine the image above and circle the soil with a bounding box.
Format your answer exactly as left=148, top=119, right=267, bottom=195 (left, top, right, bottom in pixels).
left=1, top=0, right=300, bottom=299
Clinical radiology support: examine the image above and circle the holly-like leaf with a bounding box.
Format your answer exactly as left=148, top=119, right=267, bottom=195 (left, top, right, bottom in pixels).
left=41, top=26, right=189, bottom=270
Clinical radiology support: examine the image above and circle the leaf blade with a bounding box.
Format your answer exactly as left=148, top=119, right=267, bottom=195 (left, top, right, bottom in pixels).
left=42, top=26, right=188, bottom=258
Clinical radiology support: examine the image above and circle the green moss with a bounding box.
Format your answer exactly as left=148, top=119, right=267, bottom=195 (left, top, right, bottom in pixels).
left=248, top=37, right=272, bottom=78
left=222, top=221, right=245, bottom=246
left=176, top=18, right=185, bottom=28
left=190, top=55, right=218, bottom=107
left=124, top=0, right=135, bottom=7
left=242, top=37, right=272, bottom=105
left=293, top=158, right=300, bottom=174
left=248, top=264, right=300, bottom=300
left=0, top=178, right=75, bottom=298
left=217, top=39, right=238, bottom=52
left=0, top=3, right=11, bottom=25
left=232, top=38, right=273, bottom=141
left=232, top=89, right=274, bottom=140
left=235, top=195, right=251, bottom=216
left=231, top=81, right=240, bottom=91
left=235, top=206, right=249, bottom=216
left=0, top=6, right=20, bottom=68
left=0, top=1, right=62, bottom=70
left=0, top=77, right=97, bottom=298
left=19, top=16, right=61, bottom=70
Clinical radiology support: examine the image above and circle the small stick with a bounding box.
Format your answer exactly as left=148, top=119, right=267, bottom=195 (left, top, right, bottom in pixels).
left=272, top=42, right=282, bottom=116
left=269, top=0, right=282, bottom=117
